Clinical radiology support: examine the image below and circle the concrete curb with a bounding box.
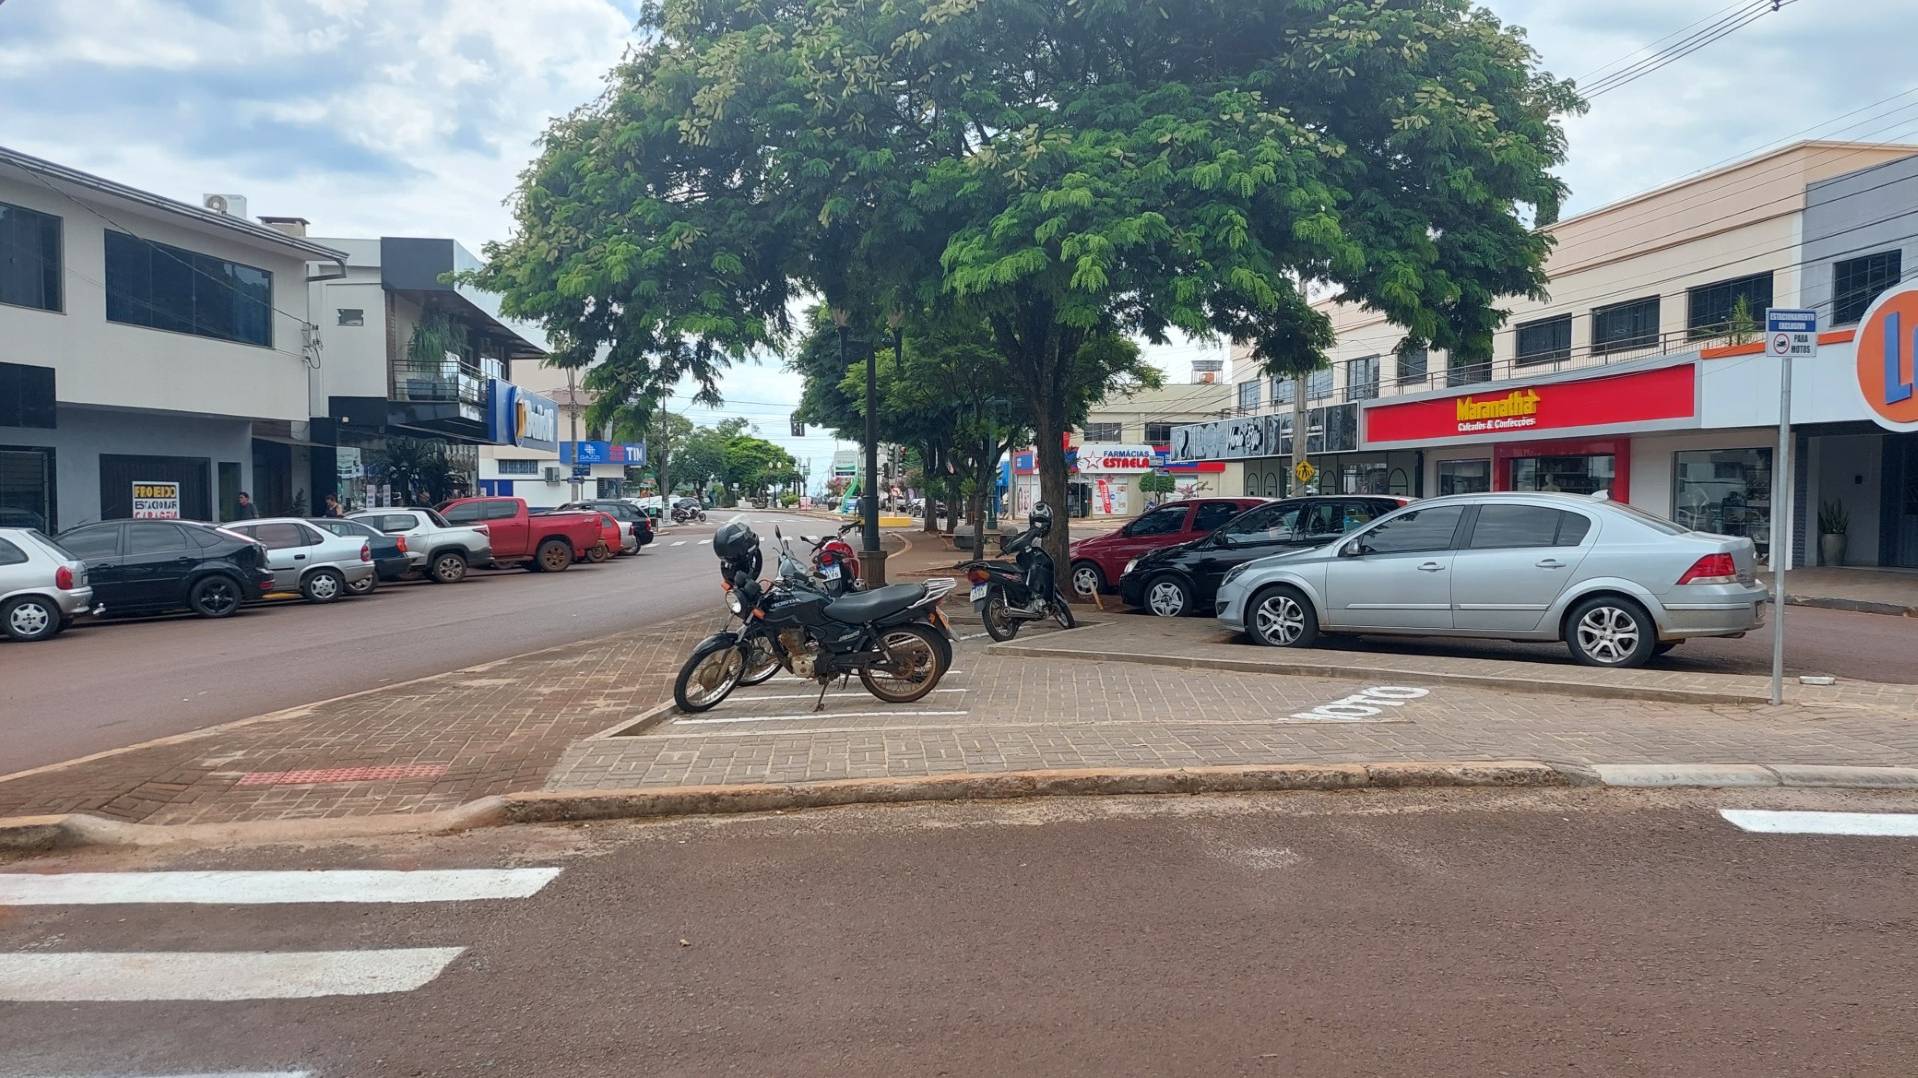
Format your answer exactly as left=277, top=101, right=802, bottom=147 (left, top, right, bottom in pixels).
left=11, top=760, right=1918, bottom=853
left=1785, top=593, right=1918, bottom=618
left=984, top=641, right=1771, bottom=706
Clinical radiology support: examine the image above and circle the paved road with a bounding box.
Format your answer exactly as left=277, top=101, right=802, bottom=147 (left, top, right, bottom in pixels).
left=5, top=787, right=1918, bottom=1076
left=0, top=511, right=827, bottom=774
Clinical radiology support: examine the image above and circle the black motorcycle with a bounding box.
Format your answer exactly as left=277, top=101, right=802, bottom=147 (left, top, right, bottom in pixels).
left=962, top=502, right=1076, bottom=642
left=674, top=523, right=956, bottom=712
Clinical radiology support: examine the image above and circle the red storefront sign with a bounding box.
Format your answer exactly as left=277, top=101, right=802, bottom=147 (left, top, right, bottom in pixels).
left=1362, top=363, right=1697, bottom=448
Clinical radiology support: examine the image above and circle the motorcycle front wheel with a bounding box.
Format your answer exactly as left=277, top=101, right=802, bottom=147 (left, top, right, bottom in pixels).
left=674, top=640, right=746, bottom=712
left=859, top=624, right=948, bottom=703
left=740, top=633, right=782, bottom=686
left=1051, top=589, right=1077, bottom=630
left=978, top=589, right=1020, bottom=642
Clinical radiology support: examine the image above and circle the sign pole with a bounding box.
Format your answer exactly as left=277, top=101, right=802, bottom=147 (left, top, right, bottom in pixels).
left=1763, top=307, right=1815, bottom=706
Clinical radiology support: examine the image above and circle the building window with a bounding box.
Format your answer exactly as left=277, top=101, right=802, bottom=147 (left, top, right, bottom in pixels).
left=1306, top=367, right=1333, bottom=401
left=1236, top=381, right=1260, bottom=412
left=1673, top=448, right=1772, bottom=553
left=0, top=200, right=62, bottom=313
left=337, top=308, right=365, bottom=326
left=1082, top=422, right=1122, bottom=442
left=1833, top=250, right=1903, bottom=325
left=1437, top=459, right=1490, bottom=496
left=1512, top=454, right=1616, bottom=498
left=1345, top=355, right=1380, bottom=402
left=0, top=362, right=55, bottom=429
left=1514, top=314, right=1572, bottom=367
left=1687, top=272, right=1773, bottom=339
left=0, top=445, right=56, bottom=532
left=1591, top=296, right=1660, bottom=356
left=1144, top=422, right=1173, bottom=444
left=1396, top=346, right=1427, bottom=385
left=104, top=230, right=273, bottom=347
left=1270, top=376, right=1295, bottom=405
left=495, top=459, right=541, bottom=476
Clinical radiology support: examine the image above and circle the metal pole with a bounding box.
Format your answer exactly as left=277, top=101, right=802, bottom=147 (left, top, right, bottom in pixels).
left=862, top=332, right=886, bottom=559
left=1770, top=348, right=1792, bottom=706
left=567, top=367, right=582, bottom=502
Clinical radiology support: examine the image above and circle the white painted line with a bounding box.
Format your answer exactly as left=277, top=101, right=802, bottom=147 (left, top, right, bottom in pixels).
left=1720, top=809, right=1918, bottom=836
left=671, top=540, right=687, bottom=547
left=39, top=1073, right=312, bottom=1078
left=959, top=632, right=991, bottom=641
left=0, top=948, right=466, bottom=1001
left=0, top=868, right=562, bottom=906
left=699, top=539, right=711, bottom=545
left=730, top=688, right=969, bottom=702
left=674, top=710, right=970, bottom=725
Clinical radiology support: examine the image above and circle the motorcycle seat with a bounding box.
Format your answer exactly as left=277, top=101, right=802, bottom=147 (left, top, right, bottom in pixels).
left=824, top=582, right=929, bottom=623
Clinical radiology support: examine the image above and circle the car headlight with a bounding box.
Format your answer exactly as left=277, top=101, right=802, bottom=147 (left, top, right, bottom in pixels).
left=1222, top=563, right=1249, bottom=587
left=726, top=590, right=744, bottom=615
left=1123, top=558, right=1138, bottom=576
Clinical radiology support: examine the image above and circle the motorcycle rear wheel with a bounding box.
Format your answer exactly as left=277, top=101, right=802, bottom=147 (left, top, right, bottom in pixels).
left=859, top=624, right=947, bottom=703
left=980, top=590, right=1020, bottom=642
left=674, top=640, right=746, bottom=712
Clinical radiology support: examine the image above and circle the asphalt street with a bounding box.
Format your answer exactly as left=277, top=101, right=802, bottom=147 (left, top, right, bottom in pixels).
left=0, top=512, right=824, bottom=774
left=4, top=787, right=1918, bottom=1076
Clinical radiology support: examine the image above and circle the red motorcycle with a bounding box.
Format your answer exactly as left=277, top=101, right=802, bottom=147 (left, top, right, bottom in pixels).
left=805, top=523, right=862, bottom=597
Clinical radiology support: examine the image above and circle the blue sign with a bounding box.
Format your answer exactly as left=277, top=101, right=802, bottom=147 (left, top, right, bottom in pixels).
left=1766, top=309, right=1817, bottom=334
left=572, top=463, right=592, bottom=479
left=483, top=380, right=559, bottom=453
left=559, top=441, right=647, bottom=466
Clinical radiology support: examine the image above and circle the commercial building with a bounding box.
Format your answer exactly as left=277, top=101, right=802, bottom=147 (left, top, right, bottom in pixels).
left=476, top=367, right=644, bottom=507
left=0, top=146, right=345, bottom=529
left=1011, top=382, right=1234, bottom=519
left=1172, top=140, right=1918, bottom=569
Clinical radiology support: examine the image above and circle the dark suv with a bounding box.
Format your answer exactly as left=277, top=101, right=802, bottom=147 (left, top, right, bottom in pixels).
left=56, top=520, right=275, bottom=619
left=1120, top=495, right=1409, bottom=617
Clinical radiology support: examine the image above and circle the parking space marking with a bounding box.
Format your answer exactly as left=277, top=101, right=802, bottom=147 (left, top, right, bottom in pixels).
left=728, top=688, right=969, bottom=703
left=673, top=710, right=970, bottom=725
left=0, top=948, right=467, bottom=1002
left=1289, top=685, right=1429, bottom=722
left=0, top=868, right=563, bottom=906
left=1720, top=810, right=1918, bottom=836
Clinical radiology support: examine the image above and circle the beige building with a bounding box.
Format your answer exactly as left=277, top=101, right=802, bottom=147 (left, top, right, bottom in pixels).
left=1011, top=381, right=1236, bottom=519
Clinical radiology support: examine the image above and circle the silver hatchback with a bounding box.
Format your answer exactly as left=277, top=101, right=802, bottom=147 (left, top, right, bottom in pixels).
left=1215, top=492, right=1768, bottom=668
left=0, top=528, right=93, bottom=642
left=225, top=517, right=376, bottom=603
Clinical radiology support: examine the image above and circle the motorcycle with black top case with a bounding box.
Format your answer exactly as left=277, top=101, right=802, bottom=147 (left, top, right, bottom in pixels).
left=962, top=501, right=1076, bottom=642
left=673, top=522, right=956, bottom=713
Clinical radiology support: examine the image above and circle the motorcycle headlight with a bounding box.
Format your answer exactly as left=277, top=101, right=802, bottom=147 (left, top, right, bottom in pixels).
left=726, top=590, right=744, bottom=615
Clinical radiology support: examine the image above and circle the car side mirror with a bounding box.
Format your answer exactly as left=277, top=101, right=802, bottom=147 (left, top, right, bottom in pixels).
left=1212, top=533, right=1235, bottom=548
left=1340, top=540, right=1364, bottom=558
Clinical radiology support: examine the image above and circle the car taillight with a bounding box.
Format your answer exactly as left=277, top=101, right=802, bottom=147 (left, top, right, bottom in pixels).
left=360, top=542, right=372, bottom=563
left=395, top=535, right=408, bottom=554
left=966, top=567, right=990, bottom=584
left=1676, top=552, right=1738, bottom=585
left=55, top=565, right=73, bottom=590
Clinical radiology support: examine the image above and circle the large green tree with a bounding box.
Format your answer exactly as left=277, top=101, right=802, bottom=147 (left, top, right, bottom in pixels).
left=471, top=0, right=1580, bottom=567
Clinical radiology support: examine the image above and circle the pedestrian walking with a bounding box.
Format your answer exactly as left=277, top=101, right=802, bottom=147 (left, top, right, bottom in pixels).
left=323, top=493, right=344, bottom=518
left=233, top=491, right=259, bottom=520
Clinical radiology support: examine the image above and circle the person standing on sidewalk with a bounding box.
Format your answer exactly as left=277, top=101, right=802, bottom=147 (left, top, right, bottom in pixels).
left=232, top=491, right=259, bottom=520
left=322, top=493, right=344, bottom=518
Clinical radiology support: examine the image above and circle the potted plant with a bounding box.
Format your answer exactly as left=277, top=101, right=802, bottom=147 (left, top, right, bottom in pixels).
left=1818, top=499, right=1849, bottom=567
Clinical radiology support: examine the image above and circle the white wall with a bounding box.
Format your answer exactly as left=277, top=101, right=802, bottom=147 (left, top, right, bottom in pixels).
left=0, top=406, right=252, bottom=528
left=0, top=170, right=317, bottom=423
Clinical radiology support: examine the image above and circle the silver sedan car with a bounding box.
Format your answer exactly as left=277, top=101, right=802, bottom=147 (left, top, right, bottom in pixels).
left=224, top=517, right=376, bottom=603
left=1215, top=492, right=1768, bottom=668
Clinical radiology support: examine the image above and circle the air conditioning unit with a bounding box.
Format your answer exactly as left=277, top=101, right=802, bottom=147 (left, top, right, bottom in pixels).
left=202, top=193, right=248, bottom=218
left=543, top=466, right=563, bottom=484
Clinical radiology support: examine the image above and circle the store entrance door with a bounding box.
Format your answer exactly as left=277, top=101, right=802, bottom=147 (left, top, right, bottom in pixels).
left=1067, top=480, right=1092, bottom=518
left=1893, top=435, right=1918, bottom=568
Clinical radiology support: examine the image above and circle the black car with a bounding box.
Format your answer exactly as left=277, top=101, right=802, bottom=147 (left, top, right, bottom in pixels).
left=560, top=500, right=655, bottom=551
left=56, top=519, right=276, bottom=619
left=309, top=517, right=411, bottom=591
left=1119, top=495, right=1409, bottom=617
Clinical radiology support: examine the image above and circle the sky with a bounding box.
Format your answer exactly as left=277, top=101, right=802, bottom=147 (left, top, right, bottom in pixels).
left=2, top=0, right=1911, bottom=487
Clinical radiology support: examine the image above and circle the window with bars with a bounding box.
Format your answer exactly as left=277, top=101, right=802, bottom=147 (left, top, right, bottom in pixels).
left=1591, top=296, right=1660, bottom=355
left=1833, top=250, right=1903, bottom=325
left=1082, top=422, right=1122, bottom=442
left=495, top=459, right=541, bottom=476
left=1236, top=380, right=1260, bottom=411
left=1396, top=346, right=1427, bottom=385
left=1515, top=314, right=1572, bottom=367
left=1687, top=272, right=1773, bottom=339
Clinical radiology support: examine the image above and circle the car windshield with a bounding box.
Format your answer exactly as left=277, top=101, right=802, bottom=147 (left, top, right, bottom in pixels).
left=313, top=519, right=378, bottom=538
left=1602, top=499, right=1689, bottom=535
left=1217, top=502, right=1302, bottom=541
left=21, top=531, right=78, bottom=559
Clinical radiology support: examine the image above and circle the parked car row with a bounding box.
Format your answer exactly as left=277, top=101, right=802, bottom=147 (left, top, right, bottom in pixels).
left=1073, top=492, right=1769, bottom=669
left=0, top=495, right=655, bottom=642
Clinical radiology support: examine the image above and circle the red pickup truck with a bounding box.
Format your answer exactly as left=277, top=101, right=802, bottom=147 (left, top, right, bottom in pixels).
left=438, top=497, right=604, bottom=572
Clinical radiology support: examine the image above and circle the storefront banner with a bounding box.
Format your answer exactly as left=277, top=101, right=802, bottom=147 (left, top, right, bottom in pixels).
left=483, top=379, right=560, bottom=452
left=560, top=441, right=647, bottom=465
left=1077, top=445, right=1157, bottom=473
left=1362, top=363, right=1697, bottom=449
left=1854, top=282, right=1918, bottom=432
left=131, top=481, right=181, bottom=520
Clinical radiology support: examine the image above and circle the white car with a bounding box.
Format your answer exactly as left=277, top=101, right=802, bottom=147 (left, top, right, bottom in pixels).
left=347, top=508, right=494, bottom=583
left=0, top=527, right=94, bottom=642
left=224, top=517, right=376, bottom=603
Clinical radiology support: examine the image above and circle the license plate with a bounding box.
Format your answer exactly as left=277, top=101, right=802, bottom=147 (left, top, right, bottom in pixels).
left=821, top=563, right=841, bottom=580
left=969, top=583, right=988, bottom=602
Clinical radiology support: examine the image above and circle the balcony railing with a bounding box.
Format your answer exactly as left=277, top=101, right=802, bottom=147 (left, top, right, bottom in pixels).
left=1373, top=326, right=1748, bottom=399
left=393, top=353, right=486, bottom=408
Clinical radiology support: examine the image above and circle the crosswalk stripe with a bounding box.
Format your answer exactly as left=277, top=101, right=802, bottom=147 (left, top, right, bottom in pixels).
left=0, top=948, right=466, bottom=1001
left=698, top=538, right=711, bottom=545
left=0, top=868, right=562, bottom=906
left=671, top=540, right=687, bottom=547
left=1720, top=809, right=1918, bottom=836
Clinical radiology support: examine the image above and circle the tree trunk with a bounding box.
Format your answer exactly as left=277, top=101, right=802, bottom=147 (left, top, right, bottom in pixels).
left=1034, top=399, right=1070, bottom=581
left=943, top=469, right=960, bottom=535
left=922, top=443, right=941, bottom=535
left=971, top=437, right=992, bottom=555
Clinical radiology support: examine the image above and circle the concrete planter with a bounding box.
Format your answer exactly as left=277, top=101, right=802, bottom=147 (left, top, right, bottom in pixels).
left=1819, top=532, right=1847, bottom=567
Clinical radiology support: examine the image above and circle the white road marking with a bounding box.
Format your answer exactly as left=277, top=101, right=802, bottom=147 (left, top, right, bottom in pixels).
left=959, top=632, right=991, bottom=641
left=0, top=868, right=562, bottom=906
left=1720, top=810, right=1918, bottom=836
left=0, top=948, right=466, bottom=1001
left=730, top=688, right=968, bottom=702
left=674, top=711, right=970, bottom=725
left=671, top=540, right=687, bottom=547
left=43, top=1073, right=312, bottom=1078
left=699, top=539, right=711, bottom=545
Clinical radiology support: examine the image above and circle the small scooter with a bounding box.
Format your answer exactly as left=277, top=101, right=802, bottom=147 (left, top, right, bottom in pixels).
left=672, top=503, right=708, bottom=524
left=962, top=502, right=1076, bottom=642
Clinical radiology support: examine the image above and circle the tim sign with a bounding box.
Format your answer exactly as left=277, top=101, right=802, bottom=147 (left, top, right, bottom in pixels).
left=1363, top=363, right=1697, bottom=449
left=1855, top=282, right=1918, bottom=432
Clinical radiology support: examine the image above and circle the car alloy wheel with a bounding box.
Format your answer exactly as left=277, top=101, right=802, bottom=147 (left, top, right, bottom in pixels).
left=1146, top=578, right=1188, bottom=617
left=432, top=553, right=467, bottom=583
left=1254, top=592, right=1308, bottom=646
left=1071, top=563, right=1103, bottom=597
left=348, top=574, right=377, bottom=595
left=191, top=576, right=240, bottom=617
left=1575, top=604, right=1642, bottom=665
left=3, top=597, right=58, bottom=641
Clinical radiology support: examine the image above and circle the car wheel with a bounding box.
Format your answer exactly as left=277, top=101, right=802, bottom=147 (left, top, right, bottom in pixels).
left=430, top=552, right=468, bottom=584
left=348, top=573, right=378, bottom=596
left=587, top=543, right=611, bottom=564
left=535, top=539, right=573, bottom=573
left=187, top=575, right=243, bottom=619
left=1247, top=586, right=1319, bottom=648
left=1144, top=574, right=1192, bottom=618
left=1070, top=561, right=1105, bottom=597
left=301, top=568, right=347, bottom=604
left=1566, top=595, right=1656, bottom=668
left=2, top=596, right=62, bottom=642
